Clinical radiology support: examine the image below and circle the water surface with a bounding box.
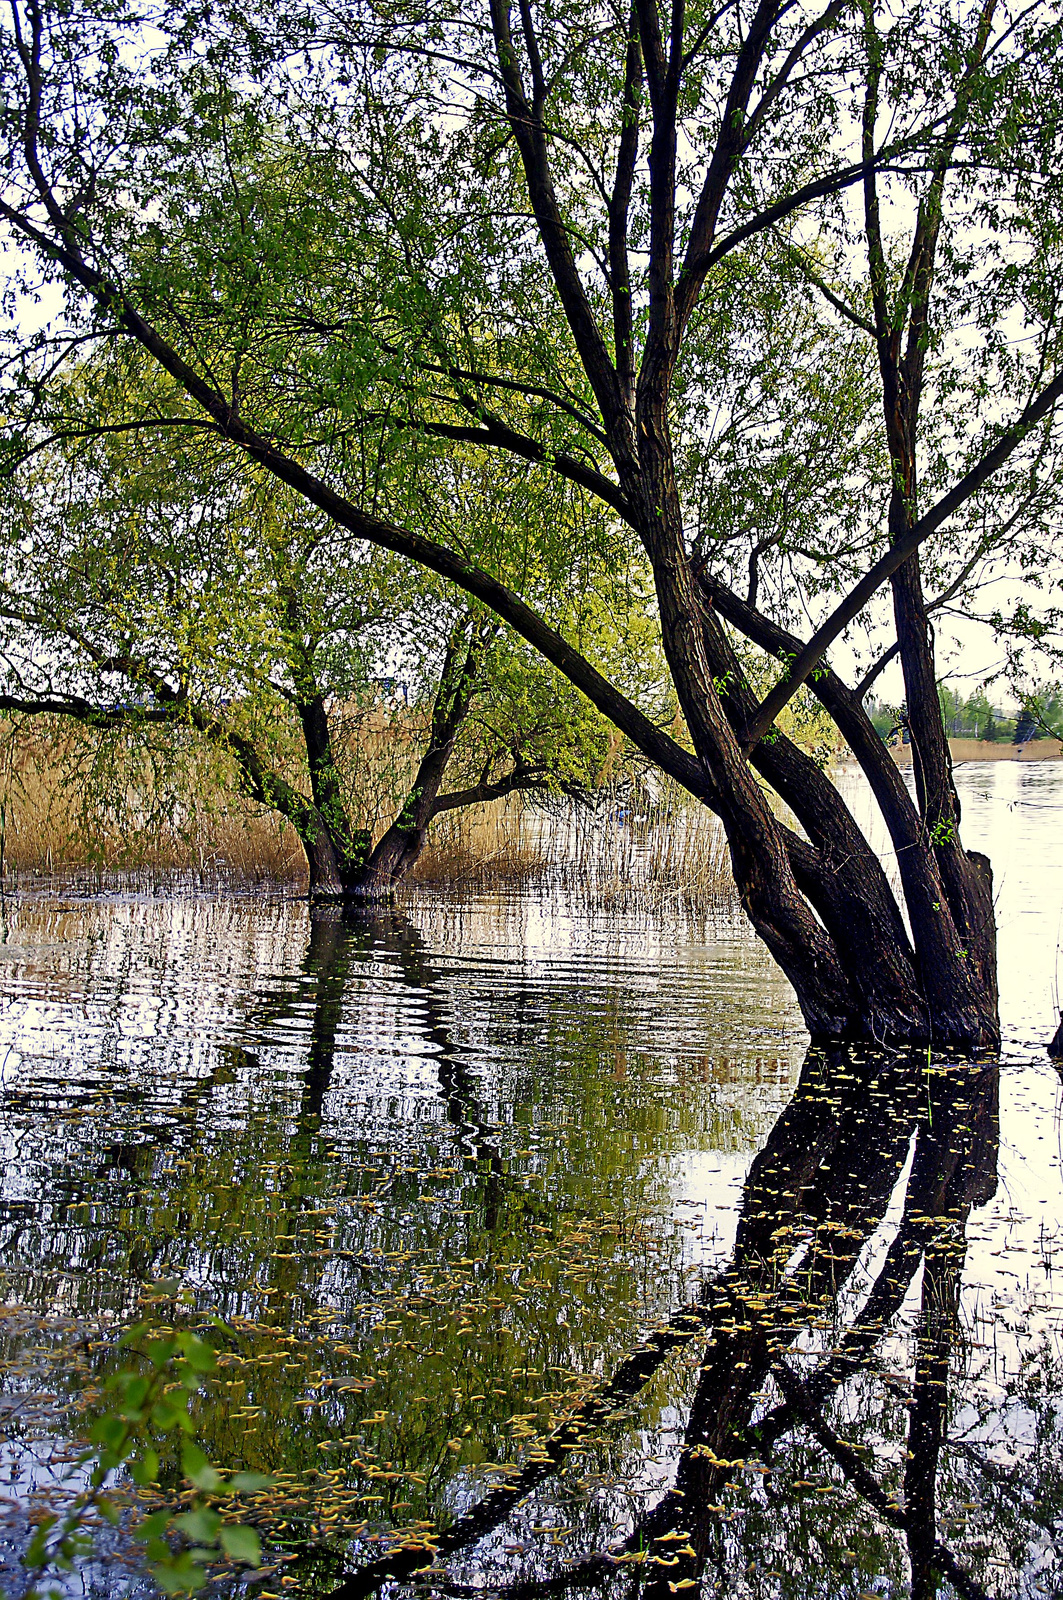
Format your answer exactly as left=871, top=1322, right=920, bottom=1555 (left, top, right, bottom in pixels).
left=0, top=761, right=1061, bottom=1599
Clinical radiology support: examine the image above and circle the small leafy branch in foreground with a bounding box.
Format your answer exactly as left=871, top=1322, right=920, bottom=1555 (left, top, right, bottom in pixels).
left=22, top=1319, right=271, bottom=1598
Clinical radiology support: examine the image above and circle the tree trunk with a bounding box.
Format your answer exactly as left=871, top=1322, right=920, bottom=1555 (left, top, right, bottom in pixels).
left=300, top=815, right=347, bottom=898
left=694, top=596, right=930, bottom=1043
left=222, top=722, right=352, bottom=899
left=890, top=527, right=999, bottom=1043
left=298, top=692, right=372, bottom=888
left=338, top=617, right=493, bottom=900
left=619, top=432, right=999, bottom=1048
left=697, top=569, right=1000, bottom=1050
left=619, top=422, right=861, bottom=1038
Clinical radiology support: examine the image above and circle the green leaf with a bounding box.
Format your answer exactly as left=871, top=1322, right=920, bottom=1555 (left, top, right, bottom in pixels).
left=173, top=1507, right=222, bottom=1544
left=119, top=1374, right=152, bottom=1415
left=130, top=1449, right=160, bottom=1486
left=24, top=1513, right=59, bottom=1567
left=134, top=1510, right=173, bottom=1543
left=150, top=1396, right=187, bottom=1432
left=219, top=1524, right=262, bottom=1565
left=181, top=1441, right=223, bottom=1492
left=179, top=1335, right=217, bottom=1374
left=229, top=1471, right=275, bottom=1492
left=151, top=1555, right=210, bottom=1594
left=143, top=1279, right=183, bottom=1300
left=143, top=1337, right=178, bottom=1366
left=89, top=1415, right=127, bottom=1450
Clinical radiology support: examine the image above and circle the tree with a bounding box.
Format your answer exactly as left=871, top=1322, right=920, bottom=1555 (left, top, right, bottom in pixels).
left=0, top=408, right=645, bottom=896
left=2, top=0, right=1063, bottom=1042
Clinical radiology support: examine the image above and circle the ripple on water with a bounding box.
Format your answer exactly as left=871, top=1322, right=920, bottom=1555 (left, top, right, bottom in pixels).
left=0, top=791, right=1060, bottom=1599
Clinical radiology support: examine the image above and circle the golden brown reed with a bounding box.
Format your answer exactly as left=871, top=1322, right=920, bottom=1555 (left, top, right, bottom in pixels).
left=413, top=789, right=734, bottom=909
left=0, top=753, right=305, bottom=884
left=0, top=727, right=735, bottom=908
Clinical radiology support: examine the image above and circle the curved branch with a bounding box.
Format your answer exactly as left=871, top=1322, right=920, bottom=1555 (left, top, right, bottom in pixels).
left=487, top=0, right=625, bottom=438
left=0, top=201, right=705, bottom=803
left=744, top=363, right=1063, bottom=748
left=393, top=418, right=634, bottom=523
left=0, top=691, right=172, bottom=725
left=430, top=766, right=551, bottom=813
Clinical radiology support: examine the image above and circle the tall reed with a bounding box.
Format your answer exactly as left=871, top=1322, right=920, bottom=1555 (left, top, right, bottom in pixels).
left=0, top=725, right=735, bottom=908
left=414, top=783, right=734, bottom=908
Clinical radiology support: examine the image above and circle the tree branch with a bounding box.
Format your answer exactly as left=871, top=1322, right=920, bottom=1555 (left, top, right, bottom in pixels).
left=431, top=766, right=551, bottom=813
left=743, top=364, right=1063, bottom=748
left=854, top=541, right=991, bottom=701
left=742, top=0, right=851, bottom=143
left=609, top=12, right=642, bottom=411
left=773, top=233, right=876, bottom=336
left=674, top=0, right=794, bottom=329
left=487, top=0, right=625, bottom=438
left=0, top=691, right=172, bottom=725
left=0, top=200, right=702, bottom=807
left=388, top=418, right=634, bottom=523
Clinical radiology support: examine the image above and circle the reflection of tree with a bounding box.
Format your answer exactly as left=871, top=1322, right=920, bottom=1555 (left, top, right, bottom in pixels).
left=9, top=907, right=1034, bottom=1600
left=7, top=901, right=722, bottom=1576
left=334, top=906, right=506, bottom=1211
left=210, top=903, right=508, bottom=1319
left=330, top=1046, right=1001, bottom=1600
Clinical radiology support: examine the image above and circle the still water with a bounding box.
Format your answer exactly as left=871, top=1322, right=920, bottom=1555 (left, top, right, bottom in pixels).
left=1, top=761, right=1062, bottom=1599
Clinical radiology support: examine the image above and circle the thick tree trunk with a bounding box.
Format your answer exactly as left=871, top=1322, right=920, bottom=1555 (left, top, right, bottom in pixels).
left=339, top=735, right=459, bottom=899
left=699, top=570, right=1000, bottom=1049
left=890, top=526, right=999, bottom=1043
left=694, top=597, right=930, bottom=1043
left=300, top=814, right=347, bottom=898
left=223, top=723, right=352, bottom=898
left=298, top=692, right=371, bottom=886
left=616, top=416, right=861, bottom=1037
left=623, top=424, right=998, bottom=1047
left=624, top=423, right=936, bottom=1041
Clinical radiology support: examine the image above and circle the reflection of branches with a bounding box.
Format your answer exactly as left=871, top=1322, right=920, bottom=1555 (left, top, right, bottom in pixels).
left=905, top=1236, right=963, bottom=1600
left=331, top=905, right=513, bottom=1231
left=364, top=911, right=500, bottom=1165
left=328, top=1049, right=1001, bottom=1600
left=328, top=1294, right=713, bottom=1598
left=774, top=1361, right=990, bottom=1600
left=757, top=1060, right=997, bottom=1451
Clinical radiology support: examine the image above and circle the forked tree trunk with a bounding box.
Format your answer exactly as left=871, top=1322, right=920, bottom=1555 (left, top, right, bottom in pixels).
left=695, top=570, right=1000, bottom=1051
left=624, top=434, right=999, bottom=1050
left=335, top=618, right=495, bottom=901
left=262, top=616, right=500, bottom=902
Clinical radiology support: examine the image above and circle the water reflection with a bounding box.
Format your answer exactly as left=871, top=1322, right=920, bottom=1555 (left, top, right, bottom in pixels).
left=336, top=1048, right=1022, bottom=1600
left=0, top=891, right=1060, bottom=1598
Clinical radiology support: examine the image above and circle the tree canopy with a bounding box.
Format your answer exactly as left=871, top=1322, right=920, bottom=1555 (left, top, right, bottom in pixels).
left=2, top=0, right=1062, bottom=1041
left=0, top=368, right=664, bottom=891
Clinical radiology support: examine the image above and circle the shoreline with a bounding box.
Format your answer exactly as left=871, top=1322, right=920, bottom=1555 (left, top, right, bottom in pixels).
left=887, top=737, right=1062, bottom=764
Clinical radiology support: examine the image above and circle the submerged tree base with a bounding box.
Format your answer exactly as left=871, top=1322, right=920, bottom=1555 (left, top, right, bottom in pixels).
left=804, top=984, right=1001, bottom=1054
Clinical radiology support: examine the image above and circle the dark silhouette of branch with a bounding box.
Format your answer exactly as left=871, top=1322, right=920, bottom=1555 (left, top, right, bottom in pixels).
left=744, top=362, right=1063, bottom=747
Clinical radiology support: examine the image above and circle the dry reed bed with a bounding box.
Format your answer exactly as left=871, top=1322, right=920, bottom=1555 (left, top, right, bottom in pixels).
left=414, top=795, right=734, bottom=909
left=0, top=752, right=736, bottom=909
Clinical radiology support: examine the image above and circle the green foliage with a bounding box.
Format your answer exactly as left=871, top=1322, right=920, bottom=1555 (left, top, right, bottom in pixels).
left=1, top=0, right=1062, bottom=1030
left=936, top=684, right=1016, bottom=742
left=0, top=370, right=666, bottom=868
left=20, top=1318, right=270, bottom=1598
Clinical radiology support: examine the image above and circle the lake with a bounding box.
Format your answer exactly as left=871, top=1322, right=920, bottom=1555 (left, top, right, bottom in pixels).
left=1, top=759, right=1061, bottom=1599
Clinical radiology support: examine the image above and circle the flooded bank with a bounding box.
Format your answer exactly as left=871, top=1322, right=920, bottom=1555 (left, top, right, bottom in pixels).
left=1, top=762, right=1061, bottom=1598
